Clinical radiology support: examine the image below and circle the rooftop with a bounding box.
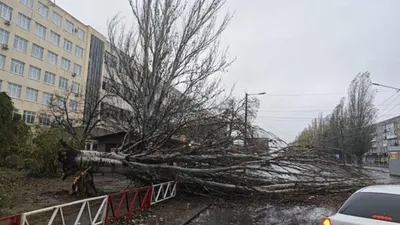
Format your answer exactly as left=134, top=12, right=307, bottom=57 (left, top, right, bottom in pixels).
left=376, top=115, right=400, bottom=125
left=358, top=185, right=400, bottom=195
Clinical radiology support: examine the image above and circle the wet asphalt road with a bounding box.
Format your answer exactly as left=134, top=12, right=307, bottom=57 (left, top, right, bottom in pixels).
left=191, top=167, right=400, bottom=225
left=22, top=167, right=400, bottom=225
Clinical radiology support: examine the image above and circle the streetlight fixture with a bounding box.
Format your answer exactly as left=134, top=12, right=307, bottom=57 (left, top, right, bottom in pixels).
left=244, top=92, right=266, bottom=147
left=372, top=82, right=400, bottom=92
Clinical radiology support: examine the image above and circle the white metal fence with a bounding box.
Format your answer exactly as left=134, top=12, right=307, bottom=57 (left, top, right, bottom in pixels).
left=21, top=195, right=108, bottom=225
left=151, top=181, right=177, bottom=205
left=9, top=181, right=177, bottom=225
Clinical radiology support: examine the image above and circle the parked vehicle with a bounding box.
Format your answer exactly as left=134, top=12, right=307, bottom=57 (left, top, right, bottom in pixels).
left=322, top=185, right=400, bottom=225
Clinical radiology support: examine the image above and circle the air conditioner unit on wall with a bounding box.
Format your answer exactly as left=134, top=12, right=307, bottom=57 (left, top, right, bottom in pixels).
left=2, top=44, right=9, bottom=50
left=4, top=20, right=10, bottom=26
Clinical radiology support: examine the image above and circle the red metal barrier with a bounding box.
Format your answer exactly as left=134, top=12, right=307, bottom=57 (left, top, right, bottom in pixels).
left=0, top=215, right=21, bottom=225
left=105, top=186, right=152, bottom=222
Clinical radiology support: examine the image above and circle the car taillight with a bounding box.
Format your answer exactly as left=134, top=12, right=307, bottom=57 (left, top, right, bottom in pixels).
left=321, top=218, right=331, bottom=225
left=372, top=215, right=392, bottom=221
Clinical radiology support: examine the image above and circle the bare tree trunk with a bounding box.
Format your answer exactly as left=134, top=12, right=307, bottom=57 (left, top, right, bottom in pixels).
left=58, top=142, right=373, bottom=197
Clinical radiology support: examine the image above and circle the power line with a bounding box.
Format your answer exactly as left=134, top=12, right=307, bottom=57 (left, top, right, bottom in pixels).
left=376, top=91, right=400, bottom=107
left=259, top=119, right=313, bottom=122
left=256, top=120, right=296, bottom=141
left=258, top=116, right=316, bottom=120
left=259, top=109, right=333, bottom=113
left=263, top=105, right=334, bottom=109
left=378, top=100, right=400, bottom=121
left=260, top=90, right=393, bottom=97
left=377, top=93, right=400, bottom=117
left=259, top=107, right=400, bottom=113
left=262, top=93, right=345, bottom=97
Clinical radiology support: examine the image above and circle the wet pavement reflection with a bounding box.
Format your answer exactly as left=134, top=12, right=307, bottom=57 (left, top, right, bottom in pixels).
left=192, top=167, right=400, bottom=225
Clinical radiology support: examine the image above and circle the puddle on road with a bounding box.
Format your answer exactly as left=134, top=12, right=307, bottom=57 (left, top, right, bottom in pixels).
left=193, top=205, right=336, bottom=225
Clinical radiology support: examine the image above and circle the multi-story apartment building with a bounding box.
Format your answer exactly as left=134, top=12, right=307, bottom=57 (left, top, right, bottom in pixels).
left=0, top=0, right=182, bottom=142
left=365, top=115, right=400, bottom=164
left=0, top=0, right=92, bottom=125
left=0, top=0, right=128, bottom=128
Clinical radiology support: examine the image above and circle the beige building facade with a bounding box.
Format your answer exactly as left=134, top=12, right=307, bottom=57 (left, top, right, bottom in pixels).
left=0, top=0, right=176, bottom=133
left=0, top=0, right=120, bottom=126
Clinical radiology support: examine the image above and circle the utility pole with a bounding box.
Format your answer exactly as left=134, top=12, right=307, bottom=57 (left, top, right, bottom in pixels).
left=244, top=92, right=266, bottom=147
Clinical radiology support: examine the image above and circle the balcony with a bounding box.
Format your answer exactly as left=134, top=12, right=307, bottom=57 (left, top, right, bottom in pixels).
left=386, top=134, right=397, bottom=139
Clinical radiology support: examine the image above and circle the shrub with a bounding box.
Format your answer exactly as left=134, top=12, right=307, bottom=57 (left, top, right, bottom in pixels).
left=25, top=126, right=79, bottom=177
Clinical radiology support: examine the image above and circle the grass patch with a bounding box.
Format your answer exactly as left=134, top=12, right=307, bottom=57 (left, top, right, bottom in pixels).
left=0, top=168, right=24, bottom=216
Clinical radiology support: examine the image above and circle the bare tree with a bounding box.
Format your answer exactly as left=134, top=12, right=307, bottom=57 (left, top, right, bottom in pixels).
left=57, top=1, right=374, bottom=198
left=347, top=72, right=377, bottom=164
left=295, top=72, right=377, bottom=164
left=329, top=98, right=348, bottom=161
left=104, top=0, right=233, bottom=153
left=220, top=96, right=260, bottom=145
left=44, top=88, right=112, bottom=145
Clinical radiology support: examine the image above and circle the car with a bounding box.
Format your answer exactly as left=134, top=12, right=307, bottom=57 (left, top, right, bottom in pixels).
left=322, top=185, right=400, bottom=225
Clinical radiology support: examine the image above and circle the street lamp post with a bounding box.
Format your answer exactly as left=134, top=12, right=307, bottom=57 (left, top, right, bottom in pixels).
left=372, top=83, right=400, bottom=92
left=244, top=92, right=266, bottom=147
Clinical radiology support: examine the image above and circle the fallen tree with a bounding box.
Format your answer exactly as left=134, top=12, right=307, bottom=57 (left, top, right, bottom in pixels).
left=56, top=0, right=373, bottom=197
left=58, top=141, right=374, bottom=197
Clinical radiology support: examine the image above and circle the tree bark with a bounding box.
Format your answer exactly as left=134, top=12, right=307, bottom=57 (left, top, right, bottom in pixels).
left=58, top=144, right=373, bottom=197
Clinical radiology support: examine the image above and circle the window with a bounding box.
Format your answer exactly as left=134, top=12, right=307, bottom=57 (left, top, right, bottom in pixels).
left=38, top=2, right=49, bottom=18
left=105, top=51, right=118, bottom=68
left=7, top=83, right=22, bottom=99
left=44, top=71, right=56, bottom=85
left=47, top=51, right=58, bottom=65
left=41, top=92, right=53, bottom=105
left=0, top=2, right=13, bottom=21
left=69, top=100, right=78, bottom=113
left=14, top=35, right=28, bottom=52
left=71, top=82, right=80, bottom=93
left=73, top=63, right=82, bottom=76
left=61, top=58, right=71, bottom=71
left=0, top=28, right=9, bottom=44
left=28, top=65, right=41, bottom=81
left=13, top=109, right=21, bottom=119
left=31, top=44, right=44, bottom=60
left=23, top=111, right=35, bottom=124
left=20, top=0, right=33, bottom=8
left=18, top=13, right=31, bottom=30
left=75, top=46, right=83, bottom=58
left=0, top=54, right=5, bottom=70
left=50, top=31, right=60, bottom=46
left=100, top=103, right=130, bottom=121
left=10, top=59, right=25, bottom=75
left=65, top=20, right=74, bottom=33
left=35, top=22, right=47, bottom=39
left=339, top=192, right=400, bottom=222
left=56, top=96, right=66, bottom=108
left=59, top=77, right=69, bottom=89
left=63, top=39, right=73, bottom=52
left=25, top=87, right=38, bottom=102
left=77, top=28, right=85, bottom=41
left=102, top=77, right=121, bottom=93
left=39, top=114, right=51, bottom=126
left=51, top=12, right=62, bottom=27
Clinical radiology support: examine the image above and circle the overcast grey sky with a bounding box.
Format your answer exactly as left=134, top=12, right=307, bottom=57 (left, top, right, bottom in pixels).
left=57, top=0, right=400, bottom=142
